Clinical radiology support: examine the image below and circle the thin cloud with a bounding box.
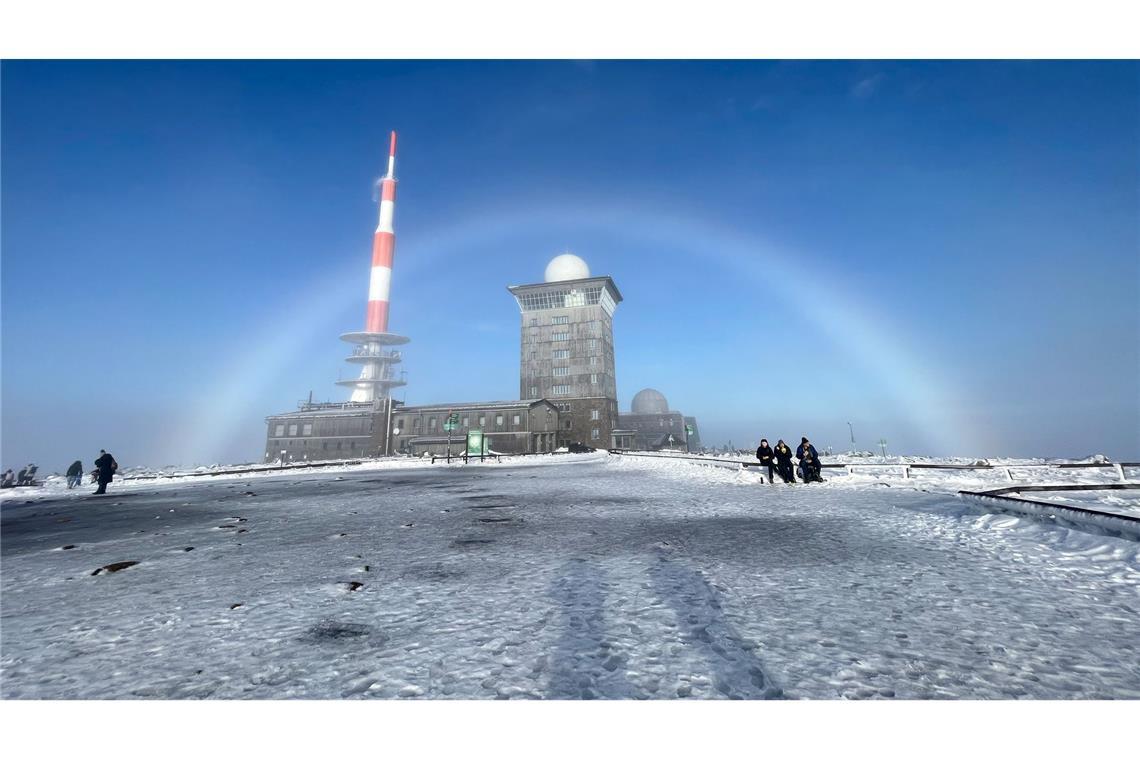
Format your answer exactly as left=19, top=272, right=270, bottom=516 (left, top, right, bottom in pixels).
left=851, top=73, right=886, bottom=99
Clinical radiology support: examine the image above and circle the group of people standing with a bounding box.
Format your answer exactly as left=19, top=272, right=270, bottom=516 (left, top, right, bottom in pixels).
left=755, top=437, right=824, bottom=484
left=0, top=450, right=118, bottom=494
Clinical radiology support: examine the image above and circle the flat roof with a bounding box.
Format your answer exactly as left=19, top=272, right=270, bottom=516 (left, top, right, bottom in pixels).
left=506, top=275, right=623, bottom=304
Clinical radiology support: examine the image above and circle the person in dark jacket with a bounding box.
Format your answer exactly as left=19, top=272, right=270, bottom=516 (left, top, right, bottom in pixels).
left=773, top=439, right=795, bottom=483
left=93, top=450, right=117, bottom=495
left=66, top=460, right=84, bottom=489
left=755, top=439, right=776, bottom=483
left=796, top=437, right=823, bottom=483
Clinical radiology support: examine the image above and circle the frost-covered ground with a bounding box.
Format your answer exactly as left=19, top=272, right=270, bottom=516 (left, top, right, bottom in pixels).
left=2, top=453, right=1138, bottom=699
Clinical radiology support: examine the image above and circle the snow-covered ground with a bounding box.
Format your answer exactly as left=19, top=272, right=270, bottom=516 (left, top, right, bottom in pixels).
left=2, top=452, right=1137, bottom=699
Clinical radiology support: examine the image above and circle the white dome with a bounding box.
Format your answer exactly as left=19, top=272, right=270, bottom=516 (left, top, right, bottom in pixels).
left=544, top=253, right=590, bottom=283
left=631, top=388, right=669, bottom=415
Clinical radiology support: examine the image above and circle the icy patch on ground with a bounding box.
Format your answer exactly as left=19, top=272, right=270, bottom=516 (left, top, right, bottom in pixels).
left=2, top=454, right=1137, bottom=699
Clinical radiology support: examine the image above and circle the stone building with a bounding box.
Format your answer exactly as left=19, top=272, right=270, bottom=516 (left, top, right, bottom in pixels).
left=617, top=388, right=702, bottom=451
left=265, top=398, right=561, bottom=461
left=508, top=254, right=624, bottom=449
left=265, top=252, right=700, bottom=461
left=390, top=399, right=560, bottom=456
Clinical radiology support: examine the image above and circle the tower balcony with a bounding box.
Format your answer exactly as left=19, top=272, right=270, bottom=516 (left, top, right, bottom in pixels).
left=339, top=331, right=410, bottom=346
left=345, top=347, right=403, bottom=364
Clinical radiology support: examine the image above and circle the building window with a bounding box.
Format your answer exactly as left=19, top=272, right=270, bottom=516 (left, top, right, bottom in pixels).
left=302, top=423, right=312, bottom=436
left=588, top=339, right=597, bottom=351
left=589, top=356, right=598, bottom=366
left=553, top=366, right=569, bottom=376
left=495, top=415, right=504, bottom=427
left=323, top=442, right=328, bottom=450
left=552, top=384, right=571, bottom=395
left=590, top=374, right=598, bottom=384
left=552, top=349, right=569, bottom=359
left=591, top=410, right=599, bottom=420
left=462, top=416, right=469, bottom=427
left=274, top=424, right=285, bottom=436
left=429, top=417, right=437, bottom=430
left=557, top=402, right=571, bottom=413
left=529, top=351, right=537, bottom=361
left=337, top=441, right=343, bottom=450
left=479, top=416, right=486, bottom=427
left=564, top=420, right=573, bottom=430
left=551, top=315, right=569, bottom=325
left=529, top=386, right=537, bottom=397
left=414, top=418, right=422, bottom=431
left=288, top=424, right=298, bottom=436
left=591, top=429, right=600, bottom=440
left=552, top=332, right=569, bottom=341
left=529, top=317, right=538, bottom=326
left=513, top=414, right=520, bottom=425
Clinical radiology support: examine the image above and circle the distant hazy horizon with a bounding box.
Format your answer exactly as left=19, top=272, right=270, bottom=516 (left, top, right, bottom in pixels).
left=2, top=60, right=1137, bottom=469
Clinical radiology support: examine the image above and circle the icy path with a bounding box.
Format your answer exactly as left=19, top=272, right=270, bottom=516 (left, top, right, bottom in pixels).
left=2, top=454, right=1138, bottom=699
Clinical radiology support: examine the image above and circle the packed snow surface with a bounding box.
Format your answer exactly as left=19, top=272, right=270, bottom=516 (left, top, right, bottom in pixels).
left=2, top=453, right=1138, bottom=699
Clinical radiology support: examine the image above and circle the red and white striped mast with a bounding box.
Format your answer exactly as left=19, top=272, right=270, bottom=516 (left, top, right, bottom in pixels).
left=339, top=130, right=409, bottom=404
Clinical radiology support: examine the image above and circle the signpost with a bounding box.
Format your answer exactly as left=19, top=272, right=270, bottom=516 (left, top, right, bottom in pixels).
left=684, top=424, right=694, bottom=453
left=443, top=410, right=460, bottom=461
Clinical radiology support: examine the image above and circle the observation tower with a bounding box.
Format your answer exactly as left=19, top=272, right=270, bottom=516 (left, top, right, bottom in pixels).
left=338, top=131, right=409, bottom=403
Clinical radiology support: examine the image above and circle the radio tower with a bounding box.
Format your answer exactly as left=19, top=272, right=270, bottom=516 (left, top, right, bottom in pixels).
left=338, top=131, right=409, bottom=403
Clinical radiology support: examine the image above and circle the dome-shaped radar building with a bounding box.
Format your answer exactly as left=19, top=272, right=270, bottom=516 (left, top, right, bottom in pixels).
left=619, top=387, right=701, bottom=451
left=544, top=253, right=591, bottom=283
left=631, top=388, right=670, bottom=415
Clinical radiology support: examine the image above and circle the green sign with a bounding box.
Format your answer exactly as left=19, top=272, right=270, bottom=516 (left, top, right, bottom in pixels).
left=466, top=430, right=483, bottom=456
left=685, top=424, right=694, bottom=435
left=443, top=420, right=459, bottom=432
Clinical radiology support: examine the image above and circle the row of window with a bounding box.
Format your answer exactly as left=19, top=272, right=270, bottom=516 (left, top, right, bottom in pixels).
left=529, top=315, right=570, bottom=326
left=527, top=340, right=600, bottom=360
left=398, top=413, right=526, bottom=432
left=271, top=439, right=361, bottom=451
left=516, top=286, right=604, bottom=312
left=524, top=330, right=604, bottom=344
left=274, top=423, right=313, bottom=437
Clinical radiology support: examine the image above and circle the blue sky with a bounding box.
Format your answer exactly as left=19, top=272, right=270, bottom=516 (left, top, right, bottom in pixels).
left=2, top=60, right=1137, bottom=468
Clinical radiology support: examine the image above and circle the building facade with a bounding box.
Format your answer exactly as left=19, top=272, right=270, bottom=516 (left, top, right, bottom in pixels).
left=391, top=399, right=560, bottom=456
left=616, top=388, right=702, bottom=451
left=265, top=398, right=561, bottom=461
left=508, top=254, right=623, bottom=449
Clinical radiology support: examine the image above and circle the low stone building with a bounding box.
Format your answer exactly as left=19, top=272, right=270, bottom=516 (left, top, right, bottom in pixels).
left=616, top=388, right=701, bottom=451
left=264, top=398, right=560, bottom=461
left=391, top=399, right=560, bottom=456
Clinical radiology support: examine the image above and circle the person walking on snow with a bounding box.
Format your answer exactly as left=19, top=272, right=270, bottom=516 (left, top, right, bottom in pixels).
left=796, top=437, right=823, bottom=483
left=773, top=439, right=796, bottom=483
left=66, top=460, right=84, bottom=489
left=756, top=439, right=776, bottom=483
left=93, top=449, right=118, bottom=495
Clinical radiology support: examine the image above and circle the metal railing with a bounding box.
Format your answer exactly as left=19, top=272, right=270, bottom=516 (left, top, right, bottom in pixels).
left=608, top=450, right=1139, bottom=483
left=351, top=346, right=402, bottom=360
